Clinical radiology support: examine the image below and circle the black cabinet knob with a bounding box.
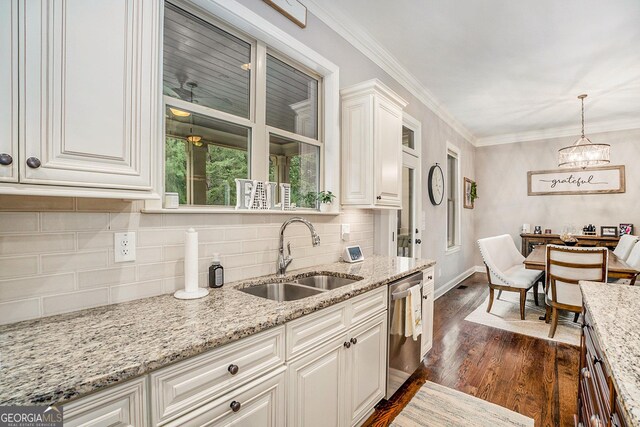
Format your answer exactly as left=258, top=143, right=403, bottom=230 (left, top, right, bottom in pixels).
left=423, top=295, right=429, bottom=300
left=427, top=275, right=433, bottom=280
left=230, top=400, right=241, bottom=412
left=376, top=195, right=382, bottom=200
left=415, top=239, right=422, bottom=244
left=26, top=157, right=41, bottom=169
left=0, top=153, right=12, bottom=166
left=350, top=337, right=357, bottom=345
left=343, top=341, right=351, bottom=349
left=228, top=364, right=239, bottom=375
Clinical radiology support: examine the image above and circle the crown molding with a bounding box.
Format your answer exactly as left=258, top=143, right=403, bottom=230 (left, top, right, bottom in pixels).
left=475, top=118, right=640, bottom=147
left=303, top=0, right=476, bottom=145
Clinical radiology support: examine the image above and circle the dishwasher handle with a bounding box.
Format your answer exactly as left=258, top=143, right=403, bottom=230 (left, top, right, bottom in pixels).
left=391, top=280, right=423, bottom=301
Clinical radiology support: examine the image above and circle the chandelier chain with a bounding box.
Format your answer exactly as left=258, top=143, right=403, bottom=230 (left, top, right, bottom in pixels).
left=581, top=96, right=585, bottom=138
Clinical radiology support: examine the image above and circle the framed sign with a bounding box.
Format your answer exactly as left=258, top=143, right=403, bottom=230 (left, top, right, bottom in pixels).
left=527, top=165, right=625, bottom=196
left=463, top=177, right=474, bottom=209
left=264, top=0, right=307, bottom=28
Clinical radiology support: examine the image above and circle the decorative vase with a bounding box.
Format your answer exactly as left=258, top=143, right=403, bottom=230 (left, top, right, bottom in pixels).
left=564, top=241, right=578, bottom=247
left=319, top=203, right=331, bottom=213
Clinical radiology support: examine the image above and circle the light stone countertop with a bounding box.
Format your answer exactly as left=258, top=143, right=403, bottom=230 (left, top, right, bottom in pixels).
left=0, top=255, right=434, bottom=406
left=581, top=281, right=640, bottom=426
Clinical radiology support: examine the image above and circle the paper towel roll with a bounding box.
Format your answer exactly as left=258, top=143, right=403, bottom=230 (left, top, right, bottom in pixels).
left=184, top=228, right=198, bottom=293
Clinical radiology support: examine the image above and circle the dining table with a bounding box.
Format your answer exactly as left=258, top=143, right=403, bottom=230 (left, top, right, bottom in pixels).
left=523, top=245, right=639, bottom=285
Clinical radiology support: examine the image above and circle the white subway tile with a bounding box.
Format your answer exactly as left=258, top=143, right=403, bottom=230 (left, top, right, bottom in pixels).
left=42, top=288, right=109, bottom=316
left=242, top=239, right=279, bottom=253
left=0, top=233, right=75, bottom=255
left=77, top=232, right=114, bottom=250
left=137, top=230, right=164, bottom=247
left=0, top=256, right=39, bottom=278
left=203, top=241, right=243, bottom=257
left=110, top=280, right=163, bottom=303
left=41, top=212, right=109, bottom=231
left=136, top=246, right=163, bottom=264
left=224, top=227, right=257, bottom=241
left=0, top=273, right=75, bottom=301
left=41, top=250, right=108, bottom=274
left=0, top=213, right=39, bottom=233
left=109, top=212, right=162, bottom=230
left=163, top=245, right=184, bottom=261
left=78, top=266, right=137, bottom=289
left=223, top=253, right=257, bottom=268
left=0, top=298, right=41, bottom=325
left=162, top=276, right=183, bottom=293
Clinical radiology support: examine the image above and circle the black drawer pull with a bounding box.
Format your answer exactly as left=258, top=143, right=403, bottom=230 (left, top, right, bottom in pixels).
left=344, top=341, right=351, bottom=349
left=230, top=400, right=241, bottom=412
left=26, top=157, right=41, bottom=168
left=350, top=337, right=357, bottom=345
left=0, top=153, right=12, bottom=166
left=228, top=364, right=239, bottom=375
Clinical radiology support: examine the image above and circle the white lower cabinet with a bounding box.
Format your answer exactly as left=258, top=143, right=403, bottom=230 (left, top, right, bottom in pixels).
left=63, top=377, right=148, bottom=427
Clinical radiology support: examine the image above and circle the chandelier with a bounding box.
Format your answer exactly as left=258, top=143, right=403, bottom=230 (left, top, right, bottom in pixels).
left=558, top=94, right=610, bottom=168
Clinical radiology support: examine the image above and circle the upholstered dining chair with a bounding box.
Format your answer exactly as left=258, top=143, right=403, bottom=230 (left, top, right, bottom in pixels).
left=545, top=245, right=608, bottom=338
left=609, top=241, right=640, bottom=284
left=478, top=234, right=544, bottom=320
left=613, top=234, right=639, bottom=261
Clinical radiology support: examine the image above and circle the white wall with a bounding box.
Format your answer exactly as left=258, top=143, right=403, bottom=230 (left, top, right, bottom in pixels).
left=474, top=128, right=640, bottom=264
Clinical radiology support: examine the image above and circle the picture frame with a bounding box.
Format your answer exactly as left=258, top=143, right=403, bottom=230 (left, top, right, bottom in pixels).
left=619, top=223, right=634, bottom=236
left=463, top=177, right=474, bottom=209
left=263, top=0, right=307, bottom=28
left=601, top=226, right=618, bottom=237
left=527, top=165, right=625, bottom=196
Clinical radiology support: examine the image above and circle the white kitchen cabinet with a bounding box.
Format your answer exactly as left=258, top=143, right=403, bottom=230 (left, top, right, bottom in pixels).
left=346, top=313, right=387, bottom=426
left=341, top=79, right=407, bottom=208
left=0, top=0, right=18, bottom=183
left=17, top=0, right=160, bottom=192
left=164, top=368, right=286, bottom=427
left=421, top=268, right=435, bottom=358
left=63, top=377, right=148, bottom=427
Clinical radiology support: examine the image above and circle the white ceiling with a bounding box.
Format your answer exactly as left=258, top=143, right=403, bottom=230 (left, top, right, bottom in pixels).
left=306, top=0, right=640, bottom=145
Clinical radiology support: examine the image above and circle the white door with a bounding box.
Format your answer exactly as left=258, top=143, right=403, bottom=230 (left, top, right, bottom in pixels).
left=346, top=313, right=388, bottom=426
left=396, top=153, right=422, bottom=258
left=0, top=0, right=18, bottom=182
left=287, top=337, right=346, bottom=427
left=373, top=97, right=402, bottom=207
left=20, top=0, right=159, bottom=190
left=421, top=282, right=434, bottom=358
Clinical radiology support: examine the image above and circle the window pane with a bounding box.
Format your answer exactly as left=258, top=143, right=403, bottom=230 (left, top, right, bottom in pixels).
left=166, top=106, right=250, bottom=206
left=397, top=167, right=414, bottom=257
left=266, top=55, right=319, bottom=139
left=269, top=134, right=319, bottom=209
left=402, top=126, right=415, bottom=149
left=447, top=153, right=457, bottom=247
left=163, top=3, right=251, bottom=118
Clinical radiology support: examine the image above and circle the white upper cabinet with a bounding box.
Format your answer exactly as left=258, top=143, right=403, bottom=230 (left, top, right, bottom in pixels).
left=0, top=0, right=18, bottom=183
left=341, top=79, right=407, bottom=208
left=18, top=0, right=160, bottom=192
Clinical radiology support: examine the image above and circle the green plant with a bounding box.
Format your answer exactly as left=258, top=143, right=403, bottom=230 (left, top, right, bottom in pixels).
left=470, top=182, right=478, bottom=202
left=317, top=190, right=336, bottom=204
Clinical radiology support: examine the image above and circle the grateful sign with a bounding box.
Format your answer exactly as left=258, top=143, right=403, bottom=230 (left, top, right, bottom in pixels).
left=527, top=165, right=625, bottom=196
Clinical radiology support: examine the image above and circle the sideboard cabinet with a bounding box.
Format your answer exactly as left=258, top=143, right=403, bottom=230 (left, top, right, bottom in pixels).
left=520, top=233, right=620, bottom=257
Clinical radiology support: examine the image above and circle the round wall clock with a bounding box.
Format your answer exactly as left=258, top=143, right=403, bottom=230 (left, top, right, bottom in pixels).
left=428, top=163, right=445, bottom=205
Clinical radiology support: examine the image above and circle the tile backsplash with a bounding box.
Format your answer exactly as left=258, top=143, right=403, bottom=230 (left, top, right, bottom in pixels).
left=0, top=196, right=374, bottom=325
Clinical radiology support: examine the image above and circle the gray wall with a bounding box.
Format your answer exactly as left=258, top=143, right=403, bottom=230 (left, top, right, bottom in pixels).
left=238, top=1, right=478, bottom=292
left=474, top=128, right=640, bottom=264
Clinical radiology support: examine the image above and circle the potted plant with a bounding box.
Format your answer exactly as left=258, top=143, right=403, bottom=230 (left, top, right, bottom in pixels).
left=317, top=190, right=336, bottom=212
left=470, top=181, right=478, bottom=204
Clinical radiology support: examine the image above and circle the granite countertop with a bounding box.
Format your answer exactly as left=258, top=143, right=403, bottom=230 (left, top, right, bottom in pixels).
left=581, top=281, right=640, bottom=426
left=0, top=255, right=434, bottom=406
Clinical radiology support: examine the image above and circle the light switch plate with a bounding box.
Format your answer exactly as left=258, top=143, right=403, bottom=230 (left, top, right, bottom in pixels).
left=341, top=224, right=351, bottom=241
left=114, top=232, right=136, bottom=263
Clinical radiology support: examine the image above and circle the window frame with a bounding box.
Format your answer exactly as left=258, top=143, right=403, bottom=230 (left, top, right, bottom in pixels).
left=152, top=0, right=336, bottom=212
left=445, top=142, right=462, bottom=254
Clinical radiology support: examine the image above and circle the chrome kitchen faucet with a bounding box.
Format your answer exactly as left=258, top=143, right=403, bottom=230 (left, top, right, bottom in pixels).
left=277, top=217, right=320, bottom=276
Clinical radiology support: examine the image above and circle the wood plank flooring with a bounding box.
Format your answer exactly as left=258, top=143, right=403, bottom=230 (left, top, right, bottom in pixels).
left=363, top=272, right=579, bottom=427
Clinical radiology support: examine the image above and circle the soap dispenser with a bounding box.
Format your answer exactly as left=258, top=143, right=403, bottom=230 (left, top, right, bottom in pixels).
left=209, top=253, right=224, bottom=288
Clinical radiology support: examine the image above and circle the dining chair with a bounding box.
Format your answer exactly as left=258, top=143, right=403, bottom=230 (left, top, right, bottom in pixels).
left=609, top=241, right=640, bottom=284
left=545, top=245, right=608, bottom=338
left=613, top=234, right=639, bottom=261
left=478, top=234, right=544, bottom=320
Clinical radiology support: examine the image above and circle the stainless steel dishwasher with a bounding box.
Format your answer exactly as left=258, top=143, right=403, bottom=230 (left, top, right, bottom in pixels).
left=386, top=271, right=424, bottom=399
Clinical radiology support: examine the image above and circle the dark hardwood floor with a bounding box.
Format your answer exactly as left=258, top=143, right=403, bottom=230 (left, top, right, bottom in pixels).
left=363, top=272, right=580, bottom=427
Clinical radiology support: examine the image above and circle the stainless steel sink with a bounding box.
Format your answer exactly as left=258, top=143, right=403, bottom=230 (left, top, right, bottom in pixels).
left=294, top=274, right=361, bottom=290
left=239, top=282, right=325, bottom=302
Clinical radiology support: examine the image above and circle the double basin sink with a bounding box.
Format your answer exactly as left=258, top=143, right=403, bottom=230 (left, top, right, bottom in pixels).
left=239, top=274, right=363, bottom=302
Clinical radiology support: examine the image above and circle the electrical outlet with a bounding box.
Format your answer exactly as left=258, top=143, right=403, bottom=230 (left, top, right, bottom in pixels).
left=341, top=224, right=351, bottom=241
left=114, top=232, right=136, bottom=263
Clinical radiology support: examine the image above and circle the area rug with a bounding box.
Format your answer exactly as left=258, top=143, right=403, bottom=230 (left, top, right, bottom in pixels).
left=391, top=381, right=533, bottom=427
left=464, top=290, right=581, bottom=346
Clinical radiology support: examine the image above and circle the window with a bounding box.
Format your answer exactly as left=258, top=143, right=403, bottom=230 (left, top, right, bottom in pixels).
left=162, top=3, right=323, bottom=208
left=402, top=125, right=414, bottom=149
left=446, top=146, right=460, bottom=249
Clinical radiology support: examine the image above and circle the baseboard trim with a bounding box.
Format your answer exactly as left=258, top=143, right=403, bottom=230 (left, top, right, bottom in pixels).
left=474, top=265, right=486, bottom=273
left=435, top=267, right=477, bottom=300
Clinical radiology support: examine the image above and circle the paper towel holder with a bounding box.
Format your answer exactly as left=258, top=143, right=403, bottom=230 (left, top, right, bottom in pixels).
left=174, top=287, right=209, bottom=300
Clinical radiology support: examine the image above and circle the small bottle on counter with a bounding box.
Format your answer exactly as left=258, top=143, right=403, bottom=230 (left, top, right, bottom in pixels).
left=209, top=253, right=224, bottom=288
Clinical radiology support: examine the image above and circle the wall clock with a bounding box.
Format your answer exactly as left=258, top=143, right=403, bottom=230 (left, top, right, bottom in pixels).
left=428, top=163, right=445, bottom=205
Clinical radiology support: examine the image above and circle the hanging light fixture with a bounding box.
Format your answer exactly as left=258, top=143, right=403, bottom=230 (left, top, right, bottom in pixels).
left=558, top=94, right=610, bottom=168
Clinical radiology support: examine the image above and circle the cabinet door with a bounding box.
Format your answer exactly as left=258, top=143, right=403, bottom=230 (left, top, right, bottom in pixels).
left=421, top=284, right=434, bottom=358
left=287, top=336, right=347, bottom=427
left=165, top=368, right=286, bottom=427
left=347, top=313, right=387, bottom=426
left=0, top=0, right=18, bottom=182
left=373, top=97, right=402, bottom=207
left=341, top=95, right=374, bottom=206
left=20, top=0, right=159, bottom=190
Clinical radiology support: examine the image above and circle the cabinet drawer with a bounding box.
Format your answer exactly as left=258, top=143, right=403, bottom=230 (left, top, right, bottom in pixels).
left=350, top=286, right=387, bottom=327
left=151, top=326, right=284, bottom=425
left=164, top=367, right=286, bottom=427
left=286, top=303, right=349, bottom=360
left=64, top=377, right=147, bottom=427
left=423, top=267, right=435, bottom=284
